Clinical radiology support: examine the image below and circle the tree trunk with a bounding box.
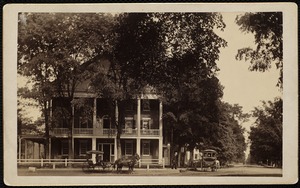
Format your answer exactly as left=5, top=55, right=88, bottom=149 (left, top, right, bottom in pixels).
left=118, top=100, right=126, bottom=158
left=117, top=134, right=122, bottom=159
left=43, top=101, right=50, bottom=159
left=69, top=105, right=74, bottom=159
left=112, top=99, right=126, bottom=159
left=189, top=148, right=194, bottom=167
left=170, top=126, right=174, bottom=165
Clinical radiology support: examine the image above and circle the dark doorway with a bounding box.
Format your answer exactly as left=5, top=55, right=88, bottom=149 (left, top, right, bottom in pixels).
left=103, top=144, right=110, bottom=162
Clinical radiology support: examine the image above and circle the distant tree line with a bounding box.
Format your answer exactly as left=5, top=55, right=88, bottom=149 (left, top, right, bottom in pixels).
left=236, top=12, right=283, bottom=166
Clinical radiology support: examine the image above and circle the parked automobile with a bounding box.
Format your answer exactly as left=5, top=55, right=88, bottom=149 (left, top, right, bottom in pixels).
left=191, top=149, right=219, bottom=171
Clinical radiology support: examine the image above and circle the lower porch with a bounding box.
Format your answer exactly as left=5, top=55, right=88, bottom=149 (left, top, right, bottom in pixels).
left=50, top=137, right=164, bottom=165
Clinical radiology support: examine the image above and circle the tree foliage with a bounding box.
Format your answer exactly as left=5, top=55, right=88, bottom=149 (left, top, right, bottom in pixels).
left=249, top=97, right=282, bottom=166
left=235, top=12, right=283, bottom=88
left=214, top=102, right=248, bottom=164
left=110, top=13, right=228, bottom=158
left=113, top=13, right=227, bottom=90
left=18, top=87, right=43, bottom=135
left=18, top=13, right=116, bottom=157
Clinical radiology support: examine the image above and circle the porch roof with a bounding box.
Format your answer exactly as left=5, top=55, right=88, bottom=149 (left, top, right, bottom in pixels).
left=18, top=134, right=46, bottom=144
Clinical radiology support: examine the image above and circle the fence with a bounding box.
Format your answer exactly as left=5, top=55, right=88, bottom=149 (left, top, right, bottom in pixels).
left=139, top=158, right=165, bottom=169
left=17, top=158, right=86, bottom=168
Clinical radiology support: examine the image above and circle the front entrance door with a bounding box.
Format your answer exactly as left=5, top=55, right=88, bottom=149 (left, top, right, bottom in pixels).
left=98, top=143, right=114, bottom=162
left=103, top=144, right=110, bottom=162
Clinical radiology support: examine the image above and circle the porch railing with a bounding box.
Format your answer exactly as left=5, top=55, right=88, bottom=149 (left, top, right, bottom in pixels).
left=140, top=129, right=160, bottom=136
left=51, top=128, right=160, bottom=137
left=122, top=129, right=138, bottom=135
left=73, top=128, right=93, bottom=135
left=102, top=128, right=160, bottom=136
left=103, top=128, right=117, bottom=135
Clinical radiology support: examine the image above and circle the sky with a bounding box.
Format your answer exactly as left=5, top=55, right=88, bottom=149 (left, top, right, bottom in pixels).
left=215, top=12, right=282, bottom=132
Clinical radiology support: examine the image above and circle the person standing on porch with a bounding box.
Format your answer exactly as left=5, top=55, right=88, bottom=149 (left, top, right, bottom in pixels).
left=171, top=152, right=178, bottom=169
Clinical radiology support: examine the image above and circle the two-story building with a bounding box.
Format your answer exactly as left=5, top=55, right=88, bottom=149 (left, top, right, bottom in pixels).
left=49, top=83, right=164, bottom=165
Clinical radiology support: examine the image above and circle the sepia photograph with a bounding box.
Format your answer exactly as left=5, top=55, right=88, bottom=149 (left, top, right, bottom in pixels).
left=3, top=3, right=298, bottom=186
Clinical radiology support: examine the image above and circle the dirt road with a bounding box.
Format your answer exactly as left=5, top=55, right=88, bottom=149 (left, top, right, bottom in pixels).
left=18, top=166, right=282, bottom=177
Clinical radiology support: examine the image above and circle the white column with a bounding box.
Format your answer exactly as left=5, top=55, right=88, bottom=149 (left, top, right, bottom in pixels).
left=114, top=137, right=117, bottom=161
left=92, top=138, right=96, bottom=163
left=137, top=98, right=141, bottom=137
left=18, top=137, right=21, bottom=160
left=33, top=142, right=35, bottom=159
left=159, top=138, right=163, bottom=165
left=71, top=138, right=74, bottom=159
left=158, top=101, right=163, bottom=164
left=137, top=98, right=141, bottom=167
left=137, top=138, right=141, bottom=167
left=159, top=101, right=163, bottom=137
left=92, top=138, right=96, bottom=150
left=24, top=140, right=27, bottom=161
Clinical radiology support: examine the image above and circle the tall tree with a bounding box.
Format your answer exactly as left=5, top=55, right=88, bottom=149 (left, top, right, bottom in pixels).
left=108, top=13, right=227, bottom=160
left=213, top=102, right=248, bottom=164
left=249, top=97, right=282, bottom=166
left=18, top=13, right=115, bottom=158
left=235, top=12, right=283, bottom=88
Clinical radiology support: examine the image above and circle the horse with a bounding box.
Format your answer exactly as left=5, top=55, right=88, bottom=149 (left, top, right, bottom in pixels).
left=113, top=153, right=140, bottom=172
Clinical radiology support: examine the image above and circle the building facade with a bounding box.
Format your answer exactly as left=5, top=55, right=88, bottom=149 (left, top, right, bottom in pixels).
left=49, top=92, right=164, bottom=165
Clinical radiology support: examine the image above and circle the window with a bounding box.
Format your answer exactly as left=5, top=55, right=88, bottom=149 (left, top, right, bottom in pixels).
left=125, top=117, right=134, bottom=129
left=79, top=140, right=88, bottom=155
left=142, top=118, right=151, bottom=129
left=61, top=140, right=69, bottom=155
left=142, top=100, right=150, bottom=111
left=80, top=117, right=88, bottom=128
left=111, top=144, right=114, bottom=155
left=103, top=116, right=111, bottom=129
left=125, top=141, right=133, bottom=156
left=142, top=141, right=150, bottom=156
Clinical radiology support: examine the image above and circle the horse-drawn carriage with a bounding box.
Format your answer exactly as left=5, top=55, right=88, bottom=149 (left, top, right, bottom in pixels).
left=82, top=150, right=140, bottom=173
left=191, top=149, right=219, bottom=172
left=81, top=150, right=114, bottom=172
